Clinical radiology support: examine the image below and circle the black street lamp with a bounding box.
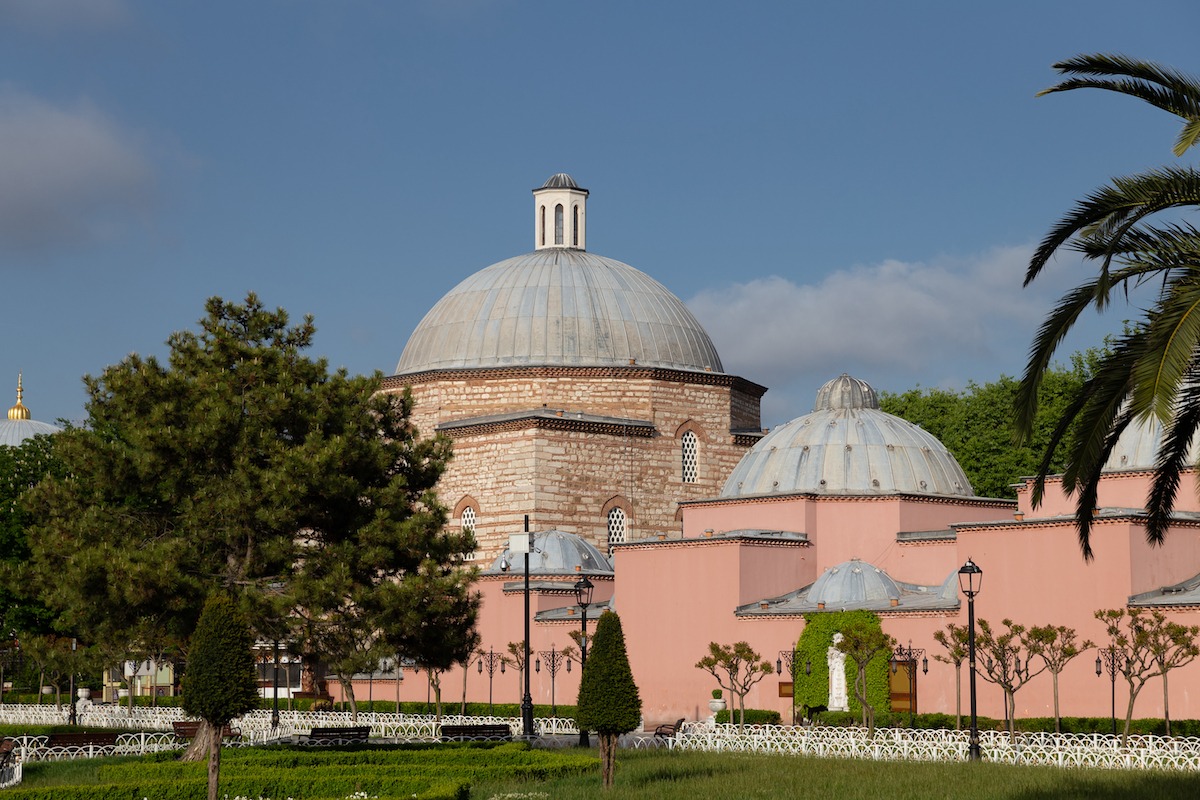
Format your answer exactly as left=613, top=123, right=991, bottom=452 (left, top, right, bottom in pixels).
left=67, top=638, right=78, bottom=726
left=890, top=640, right=928, bottom=728
left=271, top=639, right=280, bottom=730
left=776, top=650, right=812, bottom=726
left=536, top=648, right=569, bottom=717
left=477, top=647, right=506, bottom=715
left=574, top=575, right=594, bottom=747
left=958, top=558, right=983, bottom=762
left=1095, top=646, right=1124, bottom=736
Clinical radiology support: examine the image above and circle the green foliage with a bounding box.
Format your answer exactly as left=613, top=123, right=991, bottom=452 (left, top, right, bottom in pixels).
left=15, top=741, right=595, bottom=800
left=20, top=294, right=475, bottom=687
left=836, top=617, right=896, bottom=735
left=879, top=354, right=1094, bottom=498
left=180, top=594, right=259, bottom=728
left=575, top=611, right=641, bottom=735
left=713, top=708, right=781, bottom=725
left=793, top=611, right=890, bottom=717
left=0, top=436, right=65, bottom=636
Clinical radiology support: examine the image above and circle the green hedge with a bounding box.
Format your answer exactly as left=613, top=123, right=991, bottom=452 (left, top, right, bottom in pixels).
left=334, top=699, right=578, bottom=717
left=714, top=708, right=782, bottom=725
left=812, top=711, right=1200, bottom=735
left=11, top=741, right=596, bottom=800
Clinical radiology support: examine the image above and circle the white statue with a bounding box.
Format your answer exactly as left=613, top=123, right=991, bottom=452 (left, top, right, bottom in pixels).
left=827, top=633, right=849, bottom=712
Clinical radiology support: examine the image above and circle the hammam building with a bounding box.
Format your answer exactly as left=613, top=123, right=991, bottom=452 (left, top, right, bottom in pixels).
left=383, top=175, right=766, bottom=559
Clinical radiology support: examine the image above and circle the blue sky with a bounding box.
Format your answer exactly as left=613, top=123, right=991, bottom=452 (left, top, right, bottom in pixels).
left=1, top=0, right=1197, bottom=429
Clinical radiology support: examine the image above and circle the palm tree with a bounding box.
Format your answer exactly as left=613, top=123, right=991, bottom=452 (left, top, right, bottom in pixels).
left=1016, top=54, right=1200, bottom=558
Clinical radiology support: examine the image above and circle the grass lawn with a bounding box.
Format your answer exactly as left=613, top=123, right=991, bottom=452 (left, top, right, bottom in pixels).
left=15, top=746, right=1200, bottom=799
left=469, top=748, right=1200, bottom=800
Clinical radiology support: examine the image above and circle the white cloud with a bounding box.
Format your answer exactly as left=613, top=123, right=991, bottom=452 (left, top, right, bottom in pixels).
left=0, top=0, right=129, bottom=31
left=687, top=245, right=1103, bottom=426
left=0, top=88, right=155, bottom=255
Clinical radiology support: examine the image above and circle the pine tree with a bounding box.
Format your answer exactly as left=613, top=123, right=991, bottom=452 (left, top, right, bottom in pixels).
left=181, top=594, right=259, bottom=800
left=576, top=611, right=641, bottom=788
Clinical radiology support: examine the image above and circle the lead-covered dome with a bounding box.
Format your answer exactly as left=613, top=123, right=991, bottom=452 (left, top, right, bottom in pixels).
left=1104, top=412, right=1200, bottom=472
left=0, top=375, right=61, bottom=447
left=721, top=373, right=973, bottom=497
left=395, top=175, right=723, bottom=375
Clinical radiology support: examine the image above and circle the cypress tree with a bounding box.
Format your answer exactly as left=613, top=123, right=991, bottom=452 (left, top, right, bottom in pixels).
left=182, top=593, right=259, bottom=800
left=576, top=610, right=641, bottom=788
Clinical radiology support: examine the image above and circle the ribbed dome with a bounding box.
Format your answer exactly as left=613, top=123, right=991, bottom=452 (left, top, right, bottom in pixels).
left=721, top=373, right=973, bottom=497
left=483, top=529, right=613, bottom=576
left=396, top=249, right=724, bottom=374
left=808, top=560, right=901, bottom=606
left=1104, top=413, right=1200, bottom=472
left=541, top=173, right=580, bottom=189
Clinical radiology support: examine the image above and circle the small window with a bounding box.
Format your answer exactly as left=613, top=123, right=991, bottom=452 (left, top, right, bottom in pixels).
left=572, top=204, right=579, bottom=247
left=681, top=431, right=698, bottom=483
left=460, top=506, right=478, bottom=560
left=555, top=204, right=564, bottom=245
left=607, top=507, right=627, bottom=553
left=540, top=205, right=546, bottom=246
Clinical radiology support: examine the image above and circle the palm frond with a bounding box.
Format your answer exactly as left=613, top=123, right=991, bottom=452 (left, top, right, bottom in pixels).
left=1130, top=273, right=1200, bottom=422
left=1147, top=376, right=1200, bottom=544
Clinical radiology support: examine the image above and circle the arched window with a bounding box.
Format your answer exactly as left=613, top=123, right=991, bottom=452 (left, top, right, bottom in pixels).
left=572, top=204, right=579, bottom=247
left=554, top=204, right=564, bottom=245
left=455, top=498, right=480, bottom=561
left=681, top=430, right=698, bottom=483
left=607, top=507, right=627, bottom=553
left=461, top=505, right=476, bottom=533
left=539, top=205, right=546, bottom=246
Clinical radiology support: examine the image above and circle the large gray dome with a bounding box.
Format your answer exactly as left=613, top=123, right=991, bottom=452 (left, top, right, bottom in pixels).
left=396, top=248, right=723, bottom=375
left=1104, top=413, right=1200, bottom=472
left=721, top=373, right=973, bottom=497
left=483, top=529, right=613, bottom=576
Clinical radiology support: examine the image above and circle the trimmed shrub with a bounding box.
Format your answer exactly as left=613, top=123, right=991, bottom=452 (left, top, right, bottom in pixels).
left=714, top=708, right=781, bottom=725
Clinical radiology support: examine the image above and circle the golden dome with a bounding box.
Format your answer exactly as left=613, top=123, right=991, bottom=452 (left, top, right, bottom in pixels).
left=8, top=374, right=30, bottom=421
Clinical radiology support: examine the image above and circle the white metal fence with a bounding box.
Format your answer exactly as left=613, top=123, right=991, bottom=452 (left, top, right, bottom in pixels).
left=1, top=705, right=1198, bottom=773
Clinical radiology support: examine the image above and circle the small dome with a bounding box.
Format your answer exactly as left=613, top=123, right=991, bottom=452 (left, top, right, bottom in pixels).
left=808, top=560, right=900, bottom=606
left=396, top=249, right=723, bottom=374
left=721, top=373, right=973, bottom=497
left=483, top=529, right=613, bottom=575
left=540, top=173, right=580, bottom=190
left=1104, top=413, right=1200, bottom=472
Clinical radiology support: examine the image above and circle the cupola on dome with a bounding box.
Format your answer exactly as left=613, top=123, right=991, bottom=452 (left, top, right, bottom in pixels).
left=720, top=373, right=973, bottom=497
left=0, top=375, right=62, bottom=447
left=394, top=174, right=723, bottom=375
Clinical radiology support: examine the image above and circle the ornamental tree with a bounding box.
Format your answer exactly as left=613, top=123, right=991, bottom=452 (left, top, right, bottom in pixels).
left=576, top=611, right=641, bottom=789
left=932, top=623, right=969, bottom=730
left=1027, top=624, right=1093, bottom=734
left=181, top=594, right=259, bottom=800
left=975, top=619, right=1047, bottom=743
left=695, top=641, right=773, bottom=728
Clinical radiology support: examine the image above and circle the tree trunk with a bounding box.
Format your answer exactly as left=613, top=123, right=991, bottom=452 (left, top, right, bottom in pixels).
left=1006, top=689, right=1016, bottom=744
left=339, top=676, right=359, bottom=723
left=598, top=732, right=617, bottom=788
left=1122, top=682, right=1142, bottom=748
left=1162, top=671, right=1171, bottom=737
left=206, top=722, right=221, bottom=800
left=36, top=670, right=44, bottom=705
left=461, top=665, right=468, bottom=716
left=737, top=692, right=746, bottom=729
left=432, top=673, right=443, bottom=721
left=182, top=722, right=219, bottom=762
left=954, top=662, right=962, bottom=731
left=1052, top=671, right=1061, bottom=734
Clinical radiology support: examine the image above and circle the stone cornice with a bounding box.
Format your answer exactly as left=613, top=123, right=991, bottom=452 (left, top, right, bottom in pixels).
left=435, top=410, right=656, bottom=439
left=383, top=364, right=768, bottom=397
left=680, top=492, right=1016, bottom=510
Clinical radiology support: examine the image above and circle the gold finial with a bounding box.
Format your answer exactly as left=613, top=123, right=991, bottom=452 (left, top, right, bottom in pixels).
left=8, top=373, right=30, bottom=421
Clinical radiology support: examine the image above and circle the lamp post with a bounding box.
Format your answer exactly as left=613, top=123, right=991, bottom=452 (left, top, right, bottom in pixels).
left=67, top=638, right=78, bottom=726
left=1095, top=646, right=1124, bottom=736
left=477, top=647, right=506, bottom=715
left=776, top=650, right=811, bottom=726
left=271, top=639, right=280, bottom=730
left=506, top=516, right=536, bottom=738
left=536, top=648, right=568, bottom=717
left=890, top=641, right=928, bottom=728
left=574, top=574, right=594, bottom=747
left=958, top=558, right=982, bottom=762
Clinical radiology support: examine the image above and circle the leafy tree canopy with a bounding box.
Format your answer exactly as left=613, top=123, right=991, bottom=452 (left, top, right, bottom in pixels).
left=20, top=294, right=475, bottom=681
left=880, top=353, right=1096, bottom=498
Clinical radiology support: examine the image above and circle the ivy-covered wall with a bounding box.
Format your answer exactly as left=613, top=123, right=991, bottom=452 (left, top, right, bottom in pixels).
left=790, top=611, right=891, bottom=718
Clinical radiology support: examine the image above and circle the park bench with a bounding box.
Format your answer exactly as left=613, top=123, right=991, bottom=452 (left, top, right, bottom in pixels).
left=439, top=723, right=513, bottom=742
left=172, top=721, right=241, bottom=741
left=44, top=731, right=121, bottom=756
left=299, top=725, right=371, bottom=745
left=653, top=718, right=686, bottom=739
